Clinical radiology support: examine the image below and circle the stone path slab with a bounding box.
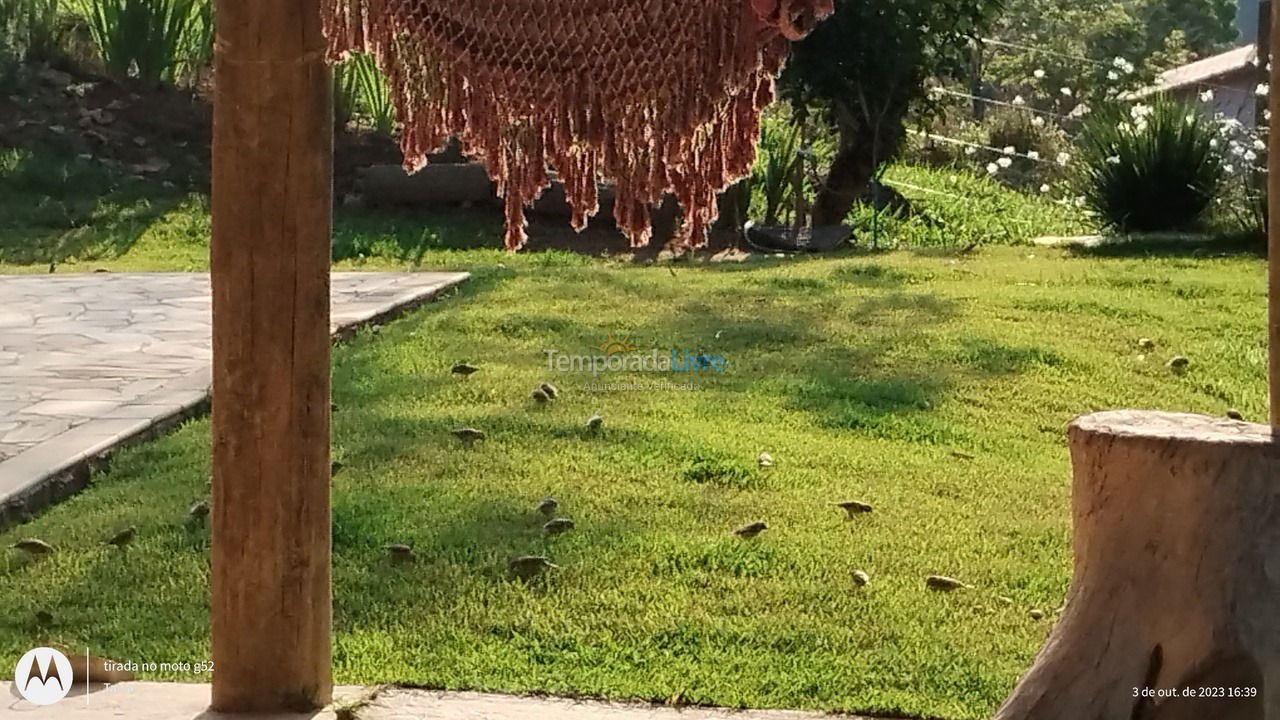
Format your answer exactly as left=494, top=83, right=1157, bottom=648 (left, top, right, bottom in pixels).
left=0, top=272, right=468, bottom=525
left=0, top=683, right=874, bottom=720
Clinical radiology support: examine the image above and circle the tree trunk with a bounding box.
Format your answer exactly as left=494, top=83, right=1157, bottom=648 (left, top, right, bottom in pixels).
left=994, top=411, right=1279, bottom=720
left=811, top=109, right=906, bottom=227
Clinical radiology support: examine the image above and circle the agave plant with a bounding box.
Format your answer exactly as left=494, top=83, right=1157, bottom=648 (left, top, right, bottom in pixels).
left=0, top=0, right=62, bottom=62
left=1075, top=96, right=1223, bottom=232
left=82, top=0, right=209, bottom=86
left=752, top=118, right=803, bottom=225
left=333, top=57, right=360, bottom=130
left=348, top=52, right=395, bottom=134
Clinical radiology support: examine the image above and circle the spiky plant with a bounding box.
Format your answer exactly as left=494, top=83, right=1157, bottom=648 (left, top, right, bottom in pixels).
left=349, top=52, right=395, bottom=134
left=752, top=118, right=803, bottom=225
left=1, top=0, right=63, bottom=63
left=1075, top=96, right=1223, bottom=232
left=333, top=57, right=360, bottom=130
left=82, top=0, right=207, bottom=85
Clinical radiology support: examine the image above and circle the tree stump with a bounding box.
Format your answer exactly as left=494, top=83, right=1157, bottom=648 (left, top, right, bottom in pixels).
left=994, top=411, right=1279, bottom=720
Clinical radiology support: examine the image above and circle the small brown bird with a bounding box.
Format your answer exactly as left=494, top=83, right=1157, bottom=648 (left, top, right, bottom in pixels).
left=451, top=427, right=487, bottom=445
left=107, top=526, right=137, bottom=548
left=925, top=575, right=968, bottom=591
left=385, top=544, right=416, bottom=563
left=734, top=521, right=768, bottom=539
left=536, top=497, right=559, bottom=516
left=34, top=610, right=53, bottom=626
left=539, top=383, right=559, bottom=400
left=188, top=500, right=210, bottom=521
left=585, top=415, right=604, bottom=433
left=850, top=569, right=870, bottom=587
left=835, top=500, right=874, bottom=518
left=757, top=452, right=774, bottom=467
left=1226, top=409, right=1244, bottom=421
left=543, top=518, right=575, bottom=535
left=1167, top=356, right=1190, bottom=373
left=12, top=539, right=54, bottom=556
left=451, top=363, right=480, bottom=377
left=531, top=388, right=550, bottom=404
left=509, top=555, right=559, bottom=580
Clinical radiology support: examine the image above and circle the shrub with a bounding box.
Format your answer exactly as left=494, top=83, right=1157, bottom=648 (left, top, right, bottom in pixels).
left=81, top=0, right=209, bottom=86
left=348, top=53, right=395, bottom=133
left=751, top=117, right=801, bottom=225
left=746, top=108, right=835, bottom=225
left=981, top=108, right=1071, bottom=191
left=1, top=0, right=63, bottom=68
left=1075, top=96, right=1222, bottom=232
left=333, top=57, right=360, bottom=130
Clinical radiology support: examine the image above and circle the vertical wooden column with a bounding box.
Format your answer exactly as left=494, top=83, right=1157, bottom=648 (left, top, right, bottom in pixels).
left=209, top=0, right=334, bottom=712
left=1271, top=0, right=1280, bottom=426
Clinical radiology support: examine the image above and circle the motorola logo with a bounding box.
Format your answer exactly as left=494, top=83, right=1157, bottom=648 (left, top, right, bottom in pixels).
left=14, top=647, right=73, bottom=706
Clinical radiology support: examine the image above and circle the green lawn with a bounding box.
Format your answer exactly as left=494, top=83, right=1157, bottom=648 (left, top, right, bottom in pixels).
left=0, top=148, right=1269, bottom=719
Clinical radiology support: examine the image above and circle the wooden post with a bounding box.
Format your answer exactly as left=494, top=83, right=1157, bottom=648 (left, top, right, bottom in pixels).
left=1271, top=0, right=1280, bottom=426
left=209, top=0, right=334, bottom=712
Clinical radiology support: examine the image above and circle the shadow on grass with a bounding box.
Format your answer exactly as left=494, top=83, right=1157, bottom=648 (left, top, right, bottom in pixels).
left=1062, top=234, right=1265, bottom=259
left=332, top=206, right=504, bottom=263
left=0, top=147, right=186, bottom=266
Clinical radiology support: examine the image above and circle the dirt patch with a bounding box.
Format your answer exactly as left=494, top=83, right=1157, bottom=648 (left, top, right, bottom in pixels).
left=1, top=62, right=399, bottom=195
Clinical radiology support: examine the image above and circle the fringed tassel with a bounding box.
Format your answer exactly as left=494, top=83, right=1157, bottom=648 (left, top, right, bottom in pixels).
left=320, top=0, right=832, bottom=251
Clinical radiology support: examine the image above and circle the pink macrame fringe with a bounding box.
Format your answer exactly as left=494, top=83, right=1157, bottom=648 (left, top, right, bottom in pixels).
left=321, top=0, right=832, bottom=250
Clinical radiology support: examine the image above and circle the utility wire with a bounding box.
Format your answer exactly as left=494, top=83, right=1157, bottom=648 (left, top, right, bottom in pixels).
left=929, top=87, right=1082, bottom=121
left=880, top=179, right=971, bottom=202
left=978, top=36, right=1262, bottom=98
left=906, top=129, right=1059, bottom=164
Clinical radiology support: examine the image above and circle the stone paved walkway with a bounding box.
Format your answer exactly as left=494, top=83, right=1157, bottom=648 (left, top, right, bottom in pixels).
left=1, top=683, right=872, bottom=720
left=0, top=272, right=468, bottom=522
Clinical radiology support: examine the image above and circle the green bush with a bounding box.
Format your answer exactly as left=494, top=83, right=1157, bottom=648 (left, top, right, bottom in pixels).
left=982, top=108, right=1071, bottom=191
left=1, top=0, right=63, bottom=67
left=348, top=52, right=395, bottom=133
left=333, top=57, right=360, bottom=130
left=751, top=117, right=801, bottom=225
left=81, top=0, right=209, bottom=85
left=746, top=107, right=836, bottom=225
left=1075, top=96, right=1222, bottom=232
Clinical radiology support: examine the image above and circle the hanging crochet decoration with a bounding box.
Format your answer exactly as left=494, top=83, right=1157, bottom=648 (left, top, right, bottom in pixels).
left=321, top=0, right=834, bottom=250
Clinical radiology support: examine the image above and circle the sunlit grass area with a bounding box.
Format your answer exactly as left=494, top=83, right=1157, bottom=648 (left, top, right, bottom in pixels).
left=0, top=230, right=1267, bottom=718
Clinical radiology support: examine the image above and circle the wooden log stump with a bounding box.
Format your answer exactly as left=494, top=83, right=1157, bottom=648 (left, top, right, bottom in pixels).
left=994, top=411, right=1279, bottom=720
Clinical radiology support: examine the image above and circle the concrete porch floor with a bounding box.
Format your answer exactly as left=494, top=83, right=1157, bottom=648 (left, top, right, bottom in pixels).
left=1, top=683, right=873, bottom=719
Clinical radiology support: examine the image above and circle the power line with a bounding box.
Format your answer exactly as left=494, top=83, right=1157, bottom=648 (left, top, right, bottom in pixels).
left=979, top=37, right=1113, bottom=68
left=880, top=179, right=970, bottom=202
left=906, top=129, right=1060, bottom=164
left=978, top=36, right=1261, bottom=98
left=929, top=87, right=1082, bottom=121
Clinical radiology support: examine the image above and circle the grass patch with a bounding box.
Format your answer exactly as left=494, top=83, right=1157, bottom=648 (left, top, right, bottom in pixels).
left=865, top=164, right=1096, bottom=247
left=0, top=151, right=1267, bottom=719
